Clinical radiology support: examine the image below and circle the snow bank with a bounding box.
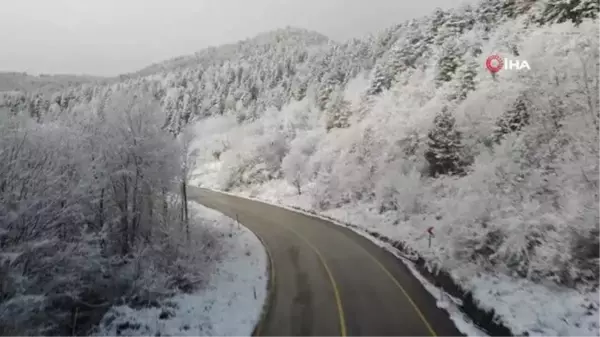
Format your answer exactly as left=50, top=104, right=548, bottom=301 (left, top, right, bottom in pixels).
left=95, top=202, right=268, bottom=336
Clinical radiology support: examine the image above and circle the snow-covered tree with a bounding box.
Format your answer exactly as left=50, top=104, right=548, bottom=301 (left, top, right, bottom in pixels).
left=435, top=44, right=462, bottom=85
left=540, top=0, right=599, bottom=25
left=425, top=107, right=466, bottom=176
left=493, top=95, right=530, bottom=142
left=367, top=63, right=393, bottom=96
left=0, top=91, right=204, bottom=334
left=282, top=131, right=319, bottom=194
left=453, top=59, right=478, bottom=101
left=325, top=89, right=352, bottom=131
left=572, top=0, right=600, bottom=21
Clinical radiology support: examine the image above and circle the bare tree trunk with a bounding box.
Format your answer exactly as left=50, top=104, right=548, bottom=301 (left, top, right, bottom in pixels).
left=115, top=176, right=130, bottom=256
left=144, top=182, right=154, bottom=242
left=131, top=157, right=142, bottom=248
left=181, top=180, right=189, bottom=243
left=162, top=187, right=168, bottom=225
left=96, top=188, right=105, bottom=229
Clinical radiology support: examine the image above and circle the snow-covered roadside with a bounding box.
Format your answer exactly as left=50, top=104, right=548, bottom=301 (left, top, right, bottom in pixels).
left=223, top=179, right=599, bottom=337
left=223, top=183, right=489, bottom=336
left=95, top=202, right=268, bottom=336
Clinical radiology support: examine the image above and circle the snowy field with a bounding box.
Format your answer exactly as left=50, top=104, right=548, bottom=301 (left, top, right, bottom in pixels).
left=95, top=202, right=268, bottom=336
left=225, top=179, right=599, bottom=337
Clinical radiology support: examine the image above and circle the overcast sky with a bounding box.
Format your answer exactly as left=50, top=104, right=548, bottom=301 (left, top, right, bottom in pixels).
left=0, top=0, right=472, bottom=76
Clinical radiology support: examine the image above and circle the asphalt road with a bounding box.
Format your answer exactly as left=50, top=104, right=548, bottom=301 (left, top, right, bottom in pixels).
left=188, top=186, right=463, bottom=336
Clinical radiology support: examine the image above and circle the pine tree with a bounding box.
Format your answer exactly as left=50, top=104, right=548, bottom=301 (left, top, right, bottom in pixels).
left=382, top=22, right=426, bottom=89
left=325, top=89, right=352, bottom=131
left=367, top=63, right=393, bottom=96
left=477, top=0, right=505, bottom=30
left=454, top=59, right=478, bottom=101
left=386, top=44, right=410, bottom=78
left=163, top=88, right=183, bottom=134
left=291, top=76, right=308, bottom=101
left=541, top=0, right=599, bottom=25
left=572, top=0, right=600, bottom=22
left=427, top=7, right=448, bottom=43
left=502, top=0, right=537, bottom=19
left=181, top=90, right=197, bottom=125
left=436, top=47, right=461, bottom=85
left=434, top=8, right=473, bottom=45
left=502, top=0, right=519, bottom=19
left=493, top=95, right=530, bottom=142
left=425, top=107, right=465, bottom=177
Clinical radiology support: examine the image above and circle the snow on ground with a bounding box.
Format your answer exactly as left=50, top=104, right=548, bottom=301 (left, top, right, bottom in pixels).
left=189, top=161, right=223, bottom=190
left=403, top=259, right=488, bottom=337
left=226, top=178, right=599, bottom=337
left=95, top=202, right=268, bottom=336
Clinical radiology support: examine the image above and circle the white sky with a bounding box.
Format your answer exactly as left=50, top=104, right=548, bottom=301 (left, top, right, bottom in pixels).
left=0, top=0, right=473, bottom=76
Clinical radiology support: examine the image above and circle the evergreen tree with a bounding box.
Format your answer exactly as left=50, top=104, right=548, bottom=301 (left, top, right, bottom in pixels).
left=427, top=7, right=448, bottom=44
left=434, top=7, right=474, bottom=45
left=502, top=0, right=539, bottom=19
left=572, top=0, right=600, bottom=22
left=476, top=0, right=505, bottom=30
left=425, top=107, right=465, bottom=176
left=381, top=22, right=427, bottom=89
left=317, top=67, right=345, bottom=109
left=325, top=89, right=352, bottom=131
left=367, top=63, right=393, bottom=96
left=386, top=43, right=410, bottom=78
left=454, top=59, right=478, bottom=101
left=540, top=0, right=599, bottom=25
left=493, top=95, right=530, bottom=142
left=181, top=89, right=198, bottom=125
left=436, top=46, right=462, bottom=85
left=163, top=88, right=183, bottom=134
left=502, top=0, right=519, bottom=19
left=291, top=79, right=308, bottom=101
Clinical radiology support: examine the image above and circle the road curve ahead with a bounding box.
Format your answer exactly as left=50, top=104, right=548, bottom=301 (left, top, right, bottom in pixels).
left=189, top=186, right=463, bottom=336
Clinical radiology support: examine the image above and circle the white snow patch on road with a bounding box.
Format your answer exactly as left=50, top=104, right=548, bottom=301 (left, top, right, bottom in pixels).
left=95, top=201, right=268, bottom=336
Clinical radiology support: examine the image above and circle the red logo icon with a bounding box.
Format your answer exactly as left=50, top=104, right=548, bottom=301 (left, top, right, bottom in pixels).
left=485, top=55, right=503, bottom=73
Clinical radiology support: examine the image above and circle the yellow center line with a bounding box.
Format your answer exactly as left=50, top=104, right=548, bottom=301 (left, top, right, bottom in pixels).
left=280, top=223, right=347, bottom=337
left=349, top=240, right=438, bottom=337
left=202, top=189, right=433, bottom=336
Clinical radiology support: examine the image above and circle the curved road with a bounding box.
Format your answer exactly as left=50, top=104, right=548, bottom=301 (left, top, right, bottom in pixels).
left=189, top=186, right=463, bottom=336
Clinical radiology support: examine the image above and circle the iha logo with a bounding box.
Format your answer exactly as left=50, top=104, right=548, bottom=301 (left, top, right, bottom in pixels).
left=485, top=54, right=531, bottom=73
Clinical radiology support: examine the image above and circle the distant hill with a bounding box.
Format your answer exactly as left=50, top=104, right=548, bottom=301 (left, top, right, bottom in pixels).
left=126, top=27, right=331, bottom=78
left=0, top=71, right=109, bottom=93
